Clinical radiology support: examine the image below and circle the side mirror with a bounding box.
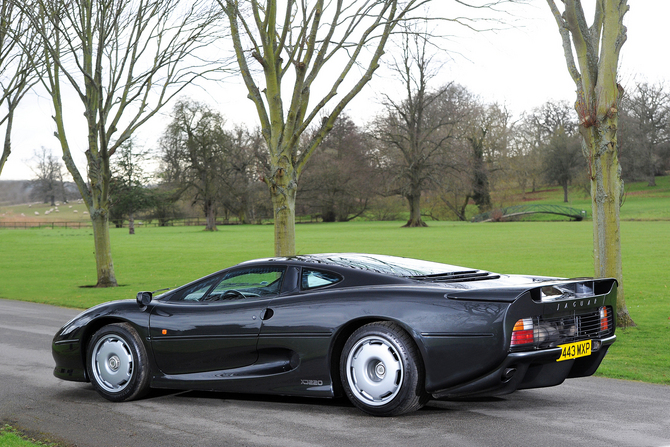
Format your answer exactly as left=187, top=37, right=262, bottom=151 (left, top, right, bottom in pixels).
left=136, top=291, right=153, bottom=308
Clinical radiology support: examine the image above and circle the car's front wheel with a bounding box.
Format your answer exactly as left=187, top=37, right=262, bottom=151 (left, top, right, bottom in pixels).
left=86, top=323, right=150, bottom=402
left=340, top=321, right=427, bottom=416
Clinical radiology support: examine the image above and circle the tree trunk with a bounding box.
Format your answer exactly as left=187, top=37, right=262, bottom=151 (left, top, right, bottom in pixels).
left=129, top=212, right=135, bottom=235
left=588, top=124, right=633, bottom=327
left=403, top=191, right=427, bottom=227
left=0, top=109, right=13, bottom=177
left=321, top=204, right=336, bottom=223
left=647, top=151, right=656, bottom=186
left=562, top=181, right=569, bottom=203
left=204, top=201, right=217, bottom=231
left=271, top=185, right=296, bottom=256
left=91, top=212, right=118, bottom=287
left=472, top=143, right=492, bottom=213
left=458, top=194, right=470, bottom=221
left=237, top=204, right=248, bottom=225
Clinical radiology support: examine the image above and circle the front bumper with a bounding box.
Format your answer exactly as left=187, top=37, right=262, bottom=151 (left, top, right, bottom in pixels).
left=431, top=335, right=616, bottom=399
left=53, top=338, right=88, bottom=382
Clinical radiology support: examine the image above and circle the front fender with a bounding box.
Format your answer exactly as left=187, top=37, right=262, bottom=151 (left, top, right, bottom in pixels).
left=52, top=299, right=152, bottom=382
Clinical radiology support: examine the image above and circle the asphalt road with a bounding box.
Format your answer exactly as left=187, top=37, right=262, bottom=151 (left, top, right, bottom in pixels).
left=2, top=298, right=670, bottom=447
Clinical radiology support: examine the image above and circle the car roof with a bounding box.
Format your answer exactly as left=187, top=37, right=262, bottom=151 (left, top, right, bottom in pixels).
left=243, top=253, right=475, bottom=278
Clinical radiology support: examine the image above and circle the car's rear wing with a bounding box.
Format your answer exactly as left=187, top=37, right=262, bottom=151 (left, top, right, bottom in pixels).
left=445, top=278, right=617, bottom=303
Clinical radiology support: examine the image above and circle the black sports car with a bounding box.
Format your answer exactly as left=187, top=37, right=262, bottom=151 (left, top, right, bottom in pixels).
left=53, top=253, right=617, bottom=416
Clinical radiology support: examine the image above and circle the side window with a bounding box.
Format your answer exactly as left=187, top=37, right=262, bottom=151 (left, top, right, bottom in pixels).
left=169, top=275, right=222, bottom=302
left=207, top=266, right=286, bottom=301
left=301, top=269, right=342, bottom=290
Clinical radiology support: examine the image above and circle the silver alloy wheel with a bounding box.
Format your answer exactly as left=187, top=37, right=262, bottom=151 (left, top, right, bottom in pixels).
left=91, top=334, right=134, bottom=393
left=345, top=335, right=404, bottom=406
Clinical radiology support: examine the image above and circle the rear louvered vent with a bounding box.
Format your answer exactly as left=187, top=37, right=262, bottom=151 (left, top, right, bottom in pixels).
left=409, top=270, right=501, bottom=283
left=534, top=306, right=614, bottom=349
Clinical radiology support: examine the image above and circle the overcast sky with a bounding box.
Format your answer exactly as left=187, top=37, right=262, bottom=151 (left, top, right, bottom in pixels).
left=2, top=1, right=668, bottom=181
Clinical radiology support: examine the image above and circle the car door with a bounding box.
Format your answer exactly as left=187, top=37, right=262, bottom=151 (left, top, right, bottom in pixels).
left=149, top=265, right=286, bottom=375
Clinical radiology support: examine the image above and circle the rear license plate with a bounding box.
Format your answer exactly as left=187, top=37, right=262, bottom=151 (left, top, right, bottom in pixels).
left=557, top=340, right=591, bottom=362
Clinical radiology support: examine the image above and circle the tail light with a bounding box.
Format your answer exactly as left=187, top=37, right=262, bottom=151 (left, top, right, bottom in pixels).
left=511, top=318, right=534, bottom=347
left=600, top=306, right=609, bottom=332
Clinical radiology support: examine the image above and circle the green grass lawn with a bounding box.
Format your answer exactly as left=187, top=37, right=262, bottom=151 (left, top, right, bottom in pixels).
left=1, top=219, right=669, bottom=385
left=0, top=425, right=56, bottom=447
left=494, top=175, right=670, bottom=222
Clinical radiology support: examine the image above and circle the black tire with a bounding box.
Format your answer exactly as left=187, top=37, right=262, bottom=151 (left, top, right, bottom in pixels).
left=340, top=321, right=428, bottom=416
left=86, top=323, right=151, bottom=402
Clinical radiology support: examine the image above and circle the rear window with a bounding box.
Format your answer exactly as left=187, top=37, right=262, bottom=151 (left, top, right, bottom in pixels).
left=300, top=254, right=467, bottom=277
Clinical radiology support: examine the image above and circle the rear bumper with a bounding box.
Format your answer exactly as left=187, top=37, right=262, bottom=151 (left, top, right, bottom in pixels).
left=431, top=335, right=616, bottom=399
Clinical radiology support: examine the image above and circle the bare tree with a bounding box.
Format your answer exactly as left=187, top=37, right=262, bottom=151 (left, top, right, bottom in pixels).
left=299, top=114, right=377, bottom=222
left=522, top=100, right=583, bottom=202
left=218, top=0, right=522, bottom=253
left=30, top=147, right=65, bottom=206
left=0, top=1, right=39, bottom=177
left=466, top=103, right=514, bottom=213
left=433, top=150, right=473, bottom=221
left=374, top=26, right=475, bottom=227
left=619, top=82, right=670, bottom=186
left=218, top=125, right=267, bottom=224
left=21, top=0, right=221, bottom=286
left=511, top=101, right=577, bottom=197
left=542, top=126, right=583, bottom=202
left=528, top=100, right=578, bottom=138
left=512, top=121, right=546, bottom=196
left=547, top=0, right=633, bottom=326
left=159, top=99, right=229, bottom=232
left=110, top=141, right=154, bottom=235
left=218, top=0, right=418, bottom=251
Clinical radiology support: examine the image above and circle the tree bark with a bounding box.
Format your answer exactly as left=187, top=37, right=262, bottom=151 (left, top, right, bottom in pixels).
left=0, top=109, right=13, bottom=177
left=129, top=212, right=135, bottom=235
left=271, top=183, right=296, bottom=256
left=403, top=190, right=427, bottom=227
left=588, top=123, right=632, bottom=326
left=470, top=132, right=492, bottom=213
left=237, top=204, right=248, bottom=225
left=91, top=212, right=117, bottom=287
left=647, top=147, right=656, bottom=186
left=204, top=200, right=217, bottom=231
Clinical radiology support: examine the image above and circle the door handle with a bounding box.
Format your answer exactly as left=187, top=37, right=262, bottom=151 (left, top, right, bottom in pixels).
left=260, top=308, right=274, bottom=321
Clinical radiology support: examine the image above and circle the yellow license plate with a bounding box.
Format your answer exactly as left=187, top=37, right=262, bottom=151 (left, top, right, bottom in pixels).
left=557, top=340, right=591, bottom=362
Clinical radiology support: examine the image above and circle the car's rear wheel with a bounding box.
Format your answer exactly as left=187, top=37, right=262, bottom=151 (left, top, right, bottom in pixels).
left=340, top=321, right=427, bottom=416
left=86, top=323, right=150, bottom=402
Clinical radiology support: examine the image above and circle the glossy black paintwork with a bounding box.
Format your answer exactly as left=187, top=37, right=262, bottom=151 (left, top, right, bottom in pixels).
left=52, top=254, right=618, bottom=400
left=150, top=300, right=265, bottom=374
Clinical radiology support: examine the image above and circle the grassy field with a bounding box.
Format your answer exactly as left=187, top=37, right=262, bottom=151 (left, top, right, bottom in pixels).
left=0, top=200, right=92, bottom=223
left=495, top=174, right=670, bottom=221
left=0, top=176, right=669, bottom=385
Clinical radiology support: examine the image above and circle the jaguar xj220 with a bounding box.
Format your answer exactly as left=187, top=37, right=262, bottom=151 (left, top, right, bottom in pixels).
left=52, top=253, right=617, bottom=416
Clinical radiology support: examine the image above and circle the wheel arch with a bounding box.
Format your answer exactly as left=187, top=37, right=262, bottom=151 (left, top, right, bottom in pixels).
left=79, top=317, right=145, bottom=380
left=328, top=316, right=426, bottom=397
